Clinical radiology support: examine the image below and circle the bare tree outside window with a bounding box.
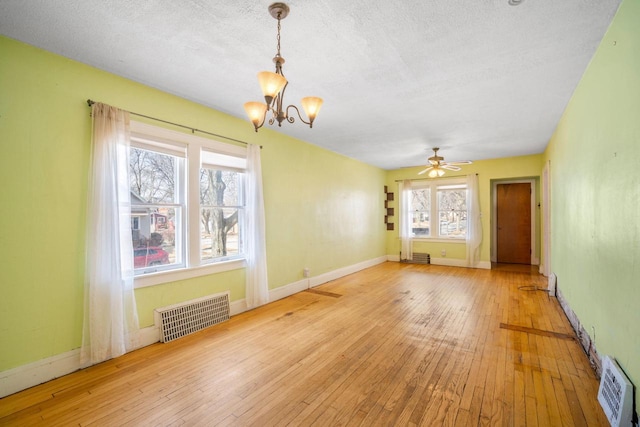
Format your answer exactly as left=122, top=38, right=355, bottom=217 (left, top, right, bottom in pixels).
left=200, top=168, right=243, bottom=260
left=130, top=148, right=175, bottom=203
left=438, top=188, right=467, bottom=236
left=411, top=188, right=431, bottom=236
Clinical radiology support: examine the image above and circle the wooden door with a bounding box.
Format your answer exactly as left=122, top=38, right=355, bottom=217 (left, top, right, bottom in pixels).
left=497, top=183, right=531, bottom=264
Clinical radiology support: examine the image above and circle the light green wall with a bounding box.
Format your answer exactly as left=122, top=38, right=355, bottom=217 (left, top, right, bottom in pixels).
left=0, top=36, right=386, bottom=371
left=544, top=0, right=639, bottom=410
left=386, top=154, right=543, bottom=263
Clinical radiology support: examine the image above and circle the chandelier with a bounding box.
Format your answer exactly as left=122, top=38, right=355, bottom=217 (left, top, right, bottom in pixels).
left=244, top=3, right=323, bottom=132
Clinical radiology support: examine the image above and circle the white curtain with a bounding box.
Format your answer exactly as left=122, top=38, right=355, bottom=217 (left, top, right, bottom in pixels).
left=466, top=173, right=482, bottom=268
left=399, top=179, right=413, bottom=261
left=245, top=144, right=269, bottom=309
left=82, top=103, right=139, bottom=365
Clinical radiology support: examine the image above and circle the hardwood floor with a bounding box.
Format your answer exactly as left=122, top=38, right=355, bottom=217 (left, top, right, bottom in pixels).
left=0, top=262, right=608, bottom=426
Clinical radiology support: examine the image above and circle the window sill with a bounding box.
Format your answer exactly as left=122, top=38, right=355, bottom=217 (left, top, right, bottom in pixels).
left=410, top=237, right=466, bottom=244
left=134, top=258, right=246, bottom=289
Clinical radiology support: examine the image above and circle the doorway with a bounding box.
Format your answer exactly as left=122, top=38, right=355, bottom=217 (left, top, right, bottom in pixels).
left=493, top=181, right=535, bottom=265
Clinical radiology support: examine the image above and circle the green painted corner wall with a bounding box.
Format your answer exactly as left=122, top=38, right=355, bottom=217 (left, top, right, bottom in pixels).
left=0, top=36, right=386, bottom=371
left=386, top=154, right=543, bottom=264
left=544, top=0, right=639, bottom=410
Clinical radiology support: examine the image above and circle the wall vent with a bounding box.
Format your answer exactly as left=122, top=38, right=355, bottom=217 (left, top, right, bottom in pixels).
left=597, top=356, right=634, bottom=427
left=154, top=292, right=230, bottom=343
left=401, top=252, right=431, bottom=265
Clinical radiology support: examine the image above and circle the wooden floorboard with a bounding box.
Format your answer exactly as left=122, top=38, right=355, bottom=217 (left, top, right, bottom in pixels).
left=0, top=262, right=608, bottom=426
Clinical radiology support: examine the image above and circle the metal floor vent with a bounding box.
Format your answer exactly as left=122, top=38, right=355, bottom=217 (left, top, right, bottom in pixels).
left=597, top=356, right=634, bottom=427
left=154, top=292, right=230, bottom=343
left=401, top=252, right=431, bottom=265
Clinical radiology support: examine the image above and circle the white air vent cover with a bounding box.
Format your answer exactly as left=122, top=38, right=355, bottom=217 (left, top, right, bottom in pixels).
left=597, top=356, right=633, bottom=427
left=154, top=292, right=230, bottom=343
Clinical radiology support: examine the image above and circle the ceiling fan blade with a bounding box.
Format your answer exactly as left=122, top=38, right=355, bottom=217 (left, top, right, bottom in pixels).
left=445, top=160, right=472, bottom=166
left=442, top=165, right=461, bottom=171
left=418, top=166, right=433, bottom=175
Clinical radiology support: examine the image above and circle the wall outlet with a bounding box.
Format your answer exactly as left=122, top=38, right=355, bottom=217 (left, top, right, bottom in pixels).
left=441, top=250, right=446, bottom=257
left=303, top=268, right=310, bottom=278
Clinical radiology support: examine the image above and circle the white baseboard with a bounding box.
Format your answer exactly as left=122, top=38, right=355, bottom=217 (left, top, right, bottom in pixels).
left=230, top=298, right=248, bottom=316
left=430, top=257, right=467, bottom=267
left=388, top=255, right=491, bottom=270
left=476, top=261, right=492, bottom=269
left=269, top=278, right=310, bottom=302
left=0, top=255, right=388, bottom=399
left=232, top=256, right=388, bottom=310
left=430, top=258, right=492, bottom=269
left=0, top=324, right=159, bottom=399
left=309, top=256, right=387, bottom=288
left=138, top=325, right=160, bottom=348
left=0, top=348, right=80, bottom=398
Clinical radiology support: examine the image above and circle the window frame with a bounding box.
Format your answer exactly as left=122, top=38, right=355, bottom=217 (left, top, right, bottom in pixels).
left=129, top=121, right=247, bottom=289
left=408, top=178, right=468, bottom=243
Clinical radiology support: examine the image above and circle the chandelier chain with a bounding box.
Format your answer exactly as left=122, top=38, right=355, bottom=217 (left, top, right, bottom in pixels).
left=276, top=14, right=282, bottom=58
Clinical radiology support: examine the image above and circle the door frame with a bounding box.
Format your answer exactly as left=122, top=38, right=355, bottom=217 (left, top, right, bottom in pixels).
left=491, top=179, right=538, bottom=265
left=540, top=161, right=551, bottom=276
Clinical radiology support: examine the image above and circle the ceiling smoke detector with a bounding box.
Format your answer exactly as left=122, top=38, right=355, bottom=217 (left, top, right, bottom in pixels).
left=508, top=0, right=525, bottom=5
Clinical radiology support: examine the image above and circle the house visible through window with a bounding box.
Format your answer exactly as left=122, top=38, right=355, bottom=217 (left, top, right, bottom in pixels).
left=408, top=180, right=467, bottom=239
left=129, top=142, right=185, bottom=274
left=128, top=121, right=247, bottom=278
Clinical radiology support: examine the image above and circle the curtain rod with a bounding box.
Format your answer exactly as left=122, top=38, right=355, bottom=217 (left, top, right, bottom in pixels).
left=87, top=99, right=256, bottom=147
left=395, top=173, right=477, bottom=182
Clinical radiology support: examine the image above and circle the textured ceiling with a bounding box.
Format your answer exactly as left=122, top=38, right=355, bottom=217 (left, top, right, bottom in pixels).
left=0, top=0, right=622, bottom=169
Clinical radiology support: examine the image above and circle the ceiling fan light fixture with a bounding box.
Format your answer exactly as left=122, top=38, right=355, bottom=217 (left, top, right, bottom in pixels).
left=418, top=147, right=472, bottom=177
left=428, top=168, right=445, bottom=178
left=245, top=3, right=323, bottom=132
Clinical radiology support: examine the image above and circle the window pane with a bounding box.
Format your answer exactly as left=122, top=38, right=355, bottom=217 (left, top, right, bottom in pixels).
left=437, top=188, right=467, bottom=237
left=411, top=188, right=430, bottom=236
left=130, top=147, right=177, bottom=204
left=131, top=206, right=180, bottom=271
left=200, top=169, right=241, bottom=207
left=200, top=168, right=244, bottom=262
left=200, top=207, right=243, bottom=261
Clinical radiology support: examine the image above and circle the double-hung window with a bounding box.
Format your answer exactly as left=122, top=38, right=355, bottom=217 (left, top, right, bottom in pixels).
left=408, top=180, right=467, bottom=240
left=128, top=121, right=247, bottom=284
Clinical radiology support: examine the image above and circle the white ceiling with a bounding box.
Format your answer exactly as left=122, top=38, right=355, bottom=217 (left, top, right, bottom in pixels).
left=0, top=0, right=621, bottom=169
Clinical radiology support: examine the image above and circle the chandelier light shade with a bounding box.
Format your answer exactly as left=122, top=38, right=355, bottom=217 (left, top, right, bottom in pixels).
left=243, top=102, right=268, bottom=129
left=245, top=3, right=323, bottom=132
left=301, top=97, right=323, bottom=122
left=257, top=71, right=287, bottom=102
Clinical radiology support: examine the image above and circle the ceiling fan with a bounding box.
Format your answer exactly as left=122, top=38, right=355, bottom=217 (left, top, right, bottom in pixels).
left=418, top=148, right=472, bottom=177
